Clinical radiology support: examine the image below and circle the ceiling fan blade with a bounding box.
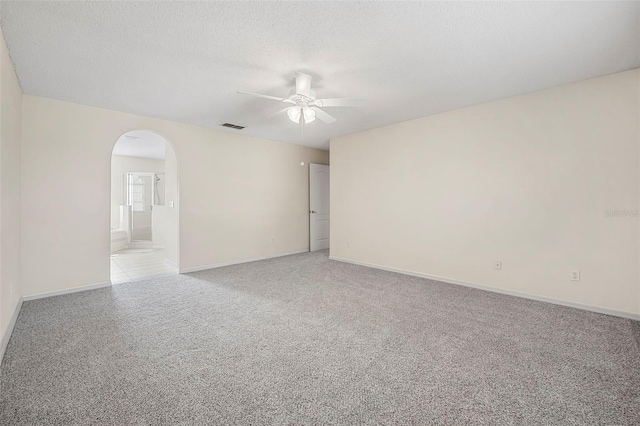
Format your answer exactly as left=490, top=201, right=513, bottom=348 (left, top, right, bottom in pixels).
left=237, top=90, right=291, bottom=103
left=266, top=107, right=292, bottom=118
left=314, top=98, right=366, bottom=107
left=295, top=72, right=312, bottom=97
left=311, top=107, right=336, bottom=124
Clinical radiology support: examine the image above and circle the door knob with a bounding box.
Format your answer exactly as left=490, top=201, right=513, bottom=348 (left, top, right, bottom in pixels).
left=310, top=210, right=317, bottom=213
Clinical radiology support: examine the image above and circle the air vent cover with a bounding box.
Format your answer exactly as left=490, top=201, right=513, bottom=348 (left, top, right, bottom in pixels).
left=221, top=123, right=245, bottom=130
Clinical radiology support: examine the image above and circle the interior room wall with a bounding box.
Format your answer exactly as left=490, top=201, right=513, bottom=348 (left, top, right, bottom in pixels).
left=21, top=95, right=329, bottom=297
left=110, top=155, right=165, bottom=231
left=331, top=69, right=640, bottom=317
left=165, top=145, right=179, bottom=266
left=0, top=30, right=23, bottom=348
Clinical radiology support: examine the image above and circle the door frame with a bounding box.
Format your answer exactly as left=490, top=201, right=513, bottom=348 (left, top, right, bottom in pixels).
left=309, top=163, right=330, bottom=251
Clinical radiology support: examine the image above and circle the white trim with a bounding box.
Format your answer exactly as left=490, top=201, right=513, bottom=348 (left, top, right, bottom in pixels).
left=0, top=298, right=23, bottom=364
left=22, top=281, right=112, bottom=301
left=152, top=244, right=165, bottom=249
left=164, top=258, right=178, bottom=269
left=111, top=271, right=179, bottom=285
left=180, top=249, right=309, bottom=274
left=329, top=256, right=640, bottom=321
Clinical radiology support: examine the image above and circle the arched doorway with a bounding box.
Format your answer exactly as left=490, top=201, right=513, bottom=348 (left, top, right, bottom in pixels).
left=110, top=130, right=179, bottom=283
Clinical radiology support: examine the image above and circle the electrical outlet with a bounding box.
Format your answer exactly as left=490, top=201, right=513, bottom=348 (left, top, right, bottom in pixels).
left=494, top=260, right=502, bottom=270
left=571, top=270, right=580, bottom=282
left=271, top=237, right=276, bottom=244
left=347, top=241, right=351, bottom=248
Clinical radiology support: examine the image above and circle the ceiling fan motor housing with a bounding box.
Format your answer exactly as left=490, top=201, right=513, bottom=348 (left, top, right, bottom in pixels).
left=288, top=88, right=317, bottom=105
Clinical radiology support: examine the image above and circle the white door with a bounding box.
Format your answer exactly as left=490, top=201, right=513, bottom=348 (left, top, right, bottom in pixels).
left=310, top=163, right=330, bottom=251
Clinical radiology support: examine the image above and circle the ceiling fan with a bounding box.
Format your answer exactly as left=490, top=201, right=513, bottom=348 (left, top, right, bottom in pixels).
left=237, top=72, right=365, bottom=124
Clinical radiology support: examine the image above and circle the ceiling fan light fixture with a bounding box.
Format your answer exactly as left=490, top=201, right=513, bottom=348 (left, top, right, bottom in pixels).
left=287, top=107, right=301, bottom=123
left=303, top=107, right=316, bottom=123
left=287, top=106, right=316, bottom=124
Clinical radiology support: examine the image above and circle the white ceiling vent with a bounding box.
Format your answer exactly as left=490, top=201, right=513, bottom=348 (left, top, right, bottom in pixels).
left=221, top=123, right=245, bottom=130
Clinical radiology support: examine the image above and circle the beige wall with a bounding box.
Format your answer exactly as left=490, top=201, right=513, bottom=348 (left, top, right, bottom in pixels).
left=21, top=94, right=329, bottom=296
left=165, top=146, right=179, bottom=265
left=0, top=30, right=22, bottom=342
left=331, top=69, right=640, bottom=316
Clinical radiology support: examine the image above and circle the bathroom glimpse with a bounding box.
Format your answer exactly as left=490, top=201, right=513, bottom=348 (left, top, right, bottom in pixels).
left=109, top=130, right=178, bottom=283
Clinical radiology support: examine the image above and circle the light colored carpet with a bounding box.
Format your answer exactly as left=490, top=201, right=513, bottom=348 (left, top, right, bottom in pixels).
left=1, top=250, right=639, bottom=425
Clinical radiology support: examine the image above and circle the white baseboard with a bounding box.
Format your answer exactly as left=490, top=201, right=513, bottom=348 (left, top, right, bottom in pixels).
left=22, top=281, right=112, bottom=301
left=329, top=256, right=640, bottom=321
left=180, top=249, right=309, bottom=274
left=0, top=298, right=23, bottom=364
left=164, top=258, right=178, bottom=269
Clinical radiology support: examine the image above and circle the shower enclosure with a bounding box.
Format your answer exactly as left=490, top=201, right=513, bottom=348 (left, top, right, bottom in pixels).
left=124, top=172, right=166, bottom=244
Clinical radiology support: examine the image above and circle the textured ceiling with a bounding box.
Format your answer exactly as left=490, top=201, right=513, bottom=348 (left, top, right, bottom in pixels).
left=1, top=1, right=638, bottom=150
left=112, top=130, right=166, bottom=160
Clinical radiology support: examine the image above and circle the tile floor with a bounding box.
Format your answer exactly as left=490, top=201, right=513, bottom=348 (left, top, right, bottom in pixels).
left=110, top=248, right=177, bottom=284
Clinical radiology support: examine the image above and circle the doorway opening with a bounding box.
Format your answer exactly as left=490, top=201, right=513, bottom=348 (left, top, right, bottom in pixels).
left=309, top=163, right=330, bottom=251
left=110, top=130, right=179, bottom=283
left=125, top=172, right=161, bottom=244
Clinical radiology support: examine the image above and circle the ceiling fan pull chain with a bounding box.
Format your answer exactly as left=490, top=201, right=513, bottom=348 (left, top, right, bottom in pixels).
left=300, top=110, right=305, bottom=166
